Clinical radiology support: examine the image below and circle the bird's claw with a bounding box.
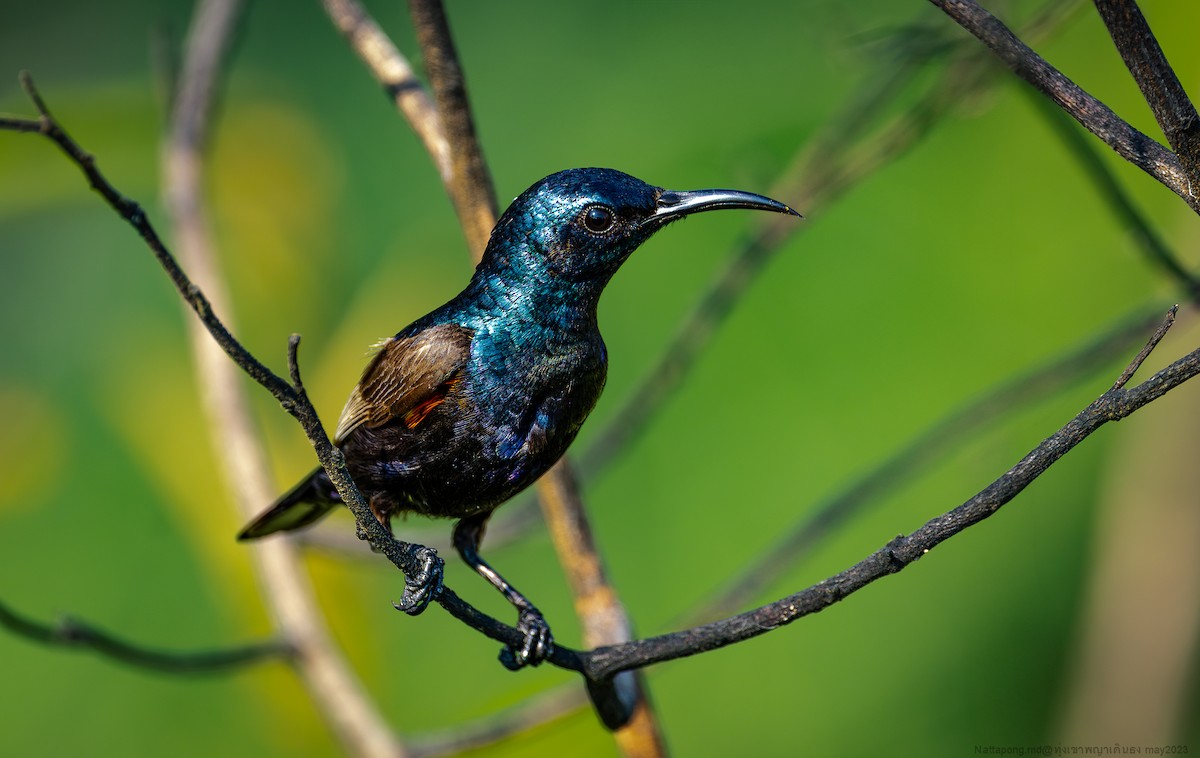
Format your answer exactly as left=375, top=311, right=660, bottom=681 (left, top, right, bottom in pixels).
left=392, top=546, right=444, bottom=616
left=498, top=608, right=554, bottom=670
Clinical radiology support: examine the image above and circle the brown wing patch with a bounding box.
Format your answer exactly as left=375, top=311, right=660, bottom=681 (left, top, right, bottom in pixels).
left=333, top=324, right=472, bottom=444
left=401, top=374, right=463, bottom=429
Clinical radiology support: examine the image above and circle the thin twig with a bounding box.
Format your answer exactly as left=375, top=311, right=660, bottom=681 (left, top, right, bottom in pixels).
left=0, top=73, right=477, bottom=656
left=1112, top=305, right=1176, bottom=390
left=927, top=0, right=1198, bottom=213
left=0, top=597, right=290, bottom=673
left=1093, top=0, right=1200, bottom=195
left=1, top=74, right=489, bottom=664
left=160, top=2, right=406, bottom=755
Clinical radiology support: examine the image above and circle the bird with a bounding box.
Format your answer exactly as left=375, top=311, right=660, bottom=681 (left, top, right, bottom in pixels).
left=237, top=167, right=800, bottom=668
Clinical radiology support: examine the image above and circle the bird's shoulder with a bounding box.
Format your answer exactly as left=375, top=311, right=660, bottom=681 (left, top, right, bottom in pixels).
left=333, top=322, right=473, bottom=443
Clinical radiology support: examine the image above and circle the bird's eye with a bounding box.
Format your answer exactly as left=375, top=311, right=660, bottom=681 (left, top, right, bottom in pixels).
left=581, top=205, right=617, bottom=234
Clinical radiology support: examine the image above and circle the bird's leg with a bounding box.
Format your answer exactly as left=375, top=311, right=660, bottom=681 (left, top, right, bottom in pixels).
left=362, top=513, right=442, bottom=617
left=453, top=510, right=553, bottom=669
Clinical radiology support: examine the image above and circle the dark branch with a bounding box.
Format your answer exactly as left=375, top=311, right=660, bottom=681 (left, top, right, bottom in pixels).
left=1093, top=0, right=1200, bottom=193
left=578, top=309, right=1200, bottom=680
left=928, top=0, right=1198, bottom=213
left=1111, top=305, right=1175, bottom=390
left=0, top=597, right=290, bottom=673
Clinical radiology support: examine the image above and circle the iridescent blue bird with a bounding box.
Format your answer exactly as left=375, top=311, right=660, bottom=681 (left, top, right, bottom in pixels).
left=238, top=168, right=799, bottom=667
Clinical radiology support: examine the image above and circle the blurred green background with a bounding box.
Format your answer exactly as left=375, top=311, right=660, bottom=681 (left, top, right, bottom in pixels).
left=2, top=1, right=1198, bottom=755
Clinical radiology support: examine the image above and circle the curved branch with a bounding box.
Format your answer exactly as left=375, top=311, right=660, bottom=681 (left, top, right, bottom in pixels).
left=578, top=308, right=1199, bottom=680
left=0, top=597, right=290, bottom=673
left=1, top=74, right=463, bottom=660
left=399, top=0, right=660, bottom=741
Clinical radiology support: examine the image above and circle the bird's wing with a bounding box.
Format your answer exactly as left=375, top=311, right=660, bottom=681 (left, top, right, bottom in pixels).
left=333, top=323, right=473, bottom=444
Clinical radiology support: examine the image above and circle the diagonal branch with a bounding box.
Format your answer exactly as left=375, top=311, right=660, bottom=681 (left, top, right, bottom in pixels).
left=928, top=0, right=1198, bottom=212
left=0, top=597, right=290, bottom=673
left=1093, top=0, right=1200, bottom=193
left=579, top=307, right=1200, bottom=680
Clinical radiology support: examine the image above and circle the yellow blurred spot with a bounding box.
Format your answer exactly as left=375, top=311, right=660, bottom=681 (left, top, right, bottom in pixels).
left=0, top=384, right=66, bottom=511
left=209, top=101, right=344, bottom=303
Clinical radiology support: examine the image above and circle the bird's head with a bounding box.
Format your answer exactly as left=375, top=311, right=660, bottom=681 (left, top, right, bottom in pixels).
left=480, top=168, right=799, bottom=291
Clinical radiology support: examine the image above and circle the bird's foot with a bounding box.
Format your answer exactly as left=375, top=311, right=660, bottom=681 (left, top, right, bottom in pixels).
left=392, top=545, right=444, bottom=616
left=498, top=607, right=554, bottom=670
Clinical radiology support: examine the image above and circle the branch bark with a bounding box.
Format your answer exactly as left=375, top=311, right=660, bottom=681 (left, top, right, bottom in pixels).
left=0, top=597, right=289, bottom=673
left=1093, top=0, right=1200, bottom=193
left=928, top=0, right=1199, bottom=212
left=580, top=307, right=1200, bottom=680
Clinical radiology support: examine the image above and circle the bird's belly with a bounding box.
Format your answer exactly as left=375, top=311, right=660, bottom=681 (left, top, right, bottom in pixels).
left=344, top=362, right=605, bottom=520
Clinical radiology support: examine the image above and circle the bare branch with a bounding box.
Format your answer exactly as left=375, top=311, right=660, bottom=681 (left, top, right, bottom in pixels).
left=928, top=0, right=1198, bottom=212
left=537, top=462, right=664, bottom=742
left=1111, top=305, right=1176, bottom=390
left=0, top=597, right=290, bottom=673
left=579, top=310, right=1200, bottom=680
left=1093, top=0, right=1200, bottom=191
left=10, top=72, right=292, bottom=404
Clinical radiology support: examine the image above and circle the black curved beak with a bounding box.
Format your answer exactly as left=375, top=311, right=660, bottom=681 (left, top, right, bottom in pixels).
left=650, top=188, right=801, bottom=225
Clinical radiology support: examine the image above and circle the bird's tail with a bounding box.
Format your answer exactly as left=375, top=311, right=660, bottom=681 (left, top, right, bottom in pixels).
left=237, top=467, right=340, bottom=540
